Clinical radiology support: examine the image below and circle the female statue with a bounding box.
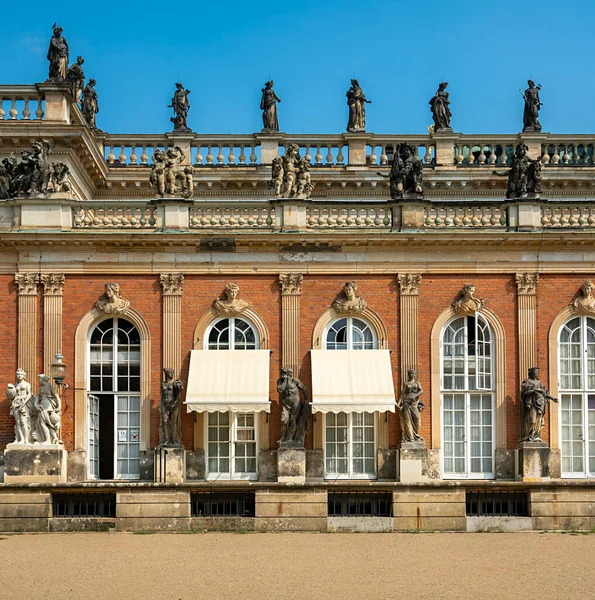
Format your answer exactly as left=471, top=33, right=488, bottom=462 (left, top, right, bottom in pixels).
left=7, top=369, right=33, bottom=444
left=277, top=368, right=309, bottom=447
left=159, top=368, right=184, bottom=448
left=81, top=79, right=99, bottom=129
left=33, top=374, right=62, bottom=445
left=346, top=79, right=371, bottom=132
left=398, top=370, right=424, bottom=443
left=47, top=24, right=69, bottom=81
left=521, top=367, right=557, bottom=442
left=522, top=80, right=542, bottom=132
left=260, top=80, right=281, bottom=132
left=169, top=83, right=191, bottom=132
left=429, top=82, right=452, bottom=131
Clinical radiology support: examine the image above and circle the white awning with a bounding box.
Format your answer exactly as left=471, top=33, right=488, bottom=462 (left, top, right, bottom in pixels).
left=185, top=349, right=271, bottom=413
left=310, top=349, right=396, bottom=414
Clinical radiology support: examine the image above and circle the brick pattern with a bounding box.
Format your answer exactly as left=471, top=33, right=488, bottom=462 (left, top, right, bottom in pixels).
left=0, top=276, right=18, bottom=449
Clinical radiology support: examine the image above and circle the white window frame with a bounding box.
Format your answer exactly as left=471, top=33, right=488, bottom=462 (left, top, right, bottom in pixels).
left=559, top=315, right=595, bottom=479
left=204, top=411, right=258, bottom=481
left=324, top=316, right=378, bottom=350
left=323, top=412, right=377, bottom=480
left=440, top=314, right=495, bottom=480
left=87, top=317, right=141, bottom=480
left=204, top=316, right=259, bottom=350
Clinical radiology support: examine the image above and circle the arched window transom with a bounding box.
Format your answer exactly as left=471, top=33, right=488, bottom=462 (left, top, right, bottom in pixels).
left=207, top=317, right=258, bottom=350
left=325, top=317, right=376, bottom=350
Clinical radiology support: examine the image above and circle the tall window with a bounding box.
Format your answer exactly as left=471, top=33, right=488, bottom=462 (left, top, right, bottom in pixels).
left=205, top=317, right=258, bottom=480
left=441, top=314, right=495, bottom=479
left=323, top=316, right=377, bottom=479
left=559, top=316, right=595, bottom=478
left=89, top=318, right=141, bottom=480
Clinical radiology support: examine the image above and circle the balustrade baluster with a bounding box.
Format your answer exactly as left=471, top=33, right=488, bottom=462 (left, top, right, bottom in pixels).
left=206, top=146, right=214, bottom=164
left=305, top=146, right=312, bottom=163
left=562, top=145, right=570, bottom=164
left=9, top=99, right=17, bottom=119
left=195, top=146, right=203, bottom=165
left=239, top=145, right=246, bottom=164
left=0, top=100, right=5, bottom=120
left=326, top=146, right=333, bottom=164
left=129, top=146, right=138, bottom=165
left=455, top=145, right=464, bottom=164
left=487, top=145, right=497, bottom=164
left=249, top=145, right=257, bottom=164
left=315, top=146, right=323, bottom=165
left=425, top=145, right=433, bottom=164
left=337, top=146, right=344, bottom=165
left=380, top=144, right=388, bottom=165
left=551, top=145, right=560, bottom=165
left=228, top=146, right=236, bottom=164
left=35, top=99, right=44, bottom=120
left=541, top=145, right=550, bottom=164
left=217, top=146, right=225, bottom=164
left=119, top=146, right=127, bottom=164
left=497, top=146, right=508, bottom=165
left=22, top=99, right=31, bottom=120
left=140, top=146, right=148, bottom=165
left=107, top=146, right=116, bottom=165
left=368, top=145, right=377, bottom=165
left=478, top=143, right=487, bottom=165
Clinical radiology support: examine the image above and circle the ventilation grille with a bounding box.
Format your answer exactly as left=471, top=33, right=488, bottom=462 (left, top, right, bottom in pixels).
left=191, top=492, right=255, bottom=518
left=466, top=490, right=529, bottom=517
left=328, top=491, right=393, bottom=517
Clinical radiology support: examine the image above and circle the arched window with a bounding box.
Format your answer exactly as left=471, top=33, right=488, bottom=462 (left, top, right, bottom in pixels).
left=441, top=314, right=495, bottom=479
left=323, top=316, right=377, bottom=479
left=559, top=316, right=595, bottom=478
left=88, top=317, right=141, bottom=480
left=205, top=316, right=258, bottom=480
left=325, top=317, right=376, bottom=350
left=207, top=317, right=258, bottom=350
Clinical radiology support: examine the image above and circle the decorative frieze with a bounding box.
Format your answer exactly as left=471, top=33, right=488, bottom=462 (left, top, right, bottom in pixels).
left=398, top=273, right=421, bottom=296
left=332, top=281, right=367, bottom=315
left=160, top=273, right=184, bottom=296
left=452, top=284, right=485, bottom=315
left=516, top=272, right=539, bottom=296
left=95, top=282, right=130, bottom=314
left=279, top=273, right=303, bottom=296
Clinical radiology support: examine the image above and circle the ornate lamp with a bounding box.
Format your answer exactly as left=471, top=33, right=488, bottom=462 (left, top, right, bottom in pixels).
left=50, top=350, right=68, bottom=388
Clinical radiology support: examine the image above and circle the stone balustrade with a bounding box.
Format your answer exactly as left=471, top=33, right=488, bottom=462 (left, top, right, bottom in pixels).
left=73, top=203, right=162, bottom=229
left=0, top=85, right=45, bottom=120
left=424, top=204, right=508, bottom=228
left=189, top=206, right=276, bottom=228
left=453, top=139, right=516, bottom=166
left=366, top=135, right=434, bottom=166
left=540, top=137, right=595, bottom=165
left=306, top=205, right=392, bottom=228
left=541, top=204, right=595, bottom=227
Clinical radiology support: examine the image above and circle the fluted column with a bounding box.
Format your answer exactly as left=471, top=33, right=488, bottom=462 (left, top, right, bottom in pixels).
left=516, top=273, right=539, bottom=384
left=40, top=273, right=65, bottom=376
left=15, top=273, right=39, bottom=382
left=160, top=273, right=184, bottom=377
left=398, top=273, right=422, bottom=379
left=279, top=273, right=303, bottom=377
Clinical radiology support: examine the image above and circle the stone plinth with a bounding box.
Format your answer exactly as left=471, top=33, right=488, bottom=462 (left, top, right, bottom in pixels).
left=518, top=441, right=554, bottom=481
left=4, top=445, right=67, bottom=483
left=154, top=447, right=185, bottom=484
left=399, top=442, right=431, bottom=483
left=277, top=446, right=306, bottom=484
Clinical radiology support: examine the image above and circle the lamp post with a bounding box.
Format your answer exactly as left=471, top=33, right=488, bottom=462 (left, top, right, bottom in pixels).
left=49, top=350, right=68, bottom=393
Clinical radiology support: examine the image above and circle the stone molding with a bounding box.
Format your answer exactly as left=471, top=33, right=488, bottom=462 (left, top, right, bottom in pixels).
left=160, top=273, right=184, bottom=296
left=279, top=273, right=303, bottom=296
left=40, top=273, right=65, bottom=296
left=516, top=272, right=539, bottom=296
left=14, top=273, right=39, bottom=296
left=398, top=273, right=422, bottom=296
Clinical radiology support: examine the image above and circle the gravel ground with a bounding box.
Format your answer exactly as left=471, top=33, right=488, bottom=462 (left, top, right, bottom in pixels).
left=2, top=531, right=594, bottom=600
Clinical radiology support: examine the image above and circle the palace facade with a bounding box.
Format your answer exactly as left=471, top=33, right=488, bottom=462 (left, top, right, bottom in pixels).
left=1, top=79, right=594, bottom=533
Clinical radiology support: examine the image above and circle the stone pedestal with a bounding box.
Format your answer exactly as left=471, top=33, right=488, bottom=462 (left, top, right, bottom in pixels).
left=399, top=442, right=431, bottom=482
left=154, top=447, right=185, bottom=484
left=4, top=445, right=67, bottom=483
left=518, top=441, right=555, bottom=481
left=277, top=446, right=306, bottom=484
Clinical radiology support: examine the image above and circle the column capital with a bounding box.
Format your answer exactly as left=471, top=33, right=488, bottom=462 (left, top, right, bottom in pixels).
left=160, top=273, right=184, bottom=296
left=279, top=273, right=303, bottom=296
left=14, top=273, right=39, bottom=295
left=398, top=273, right=422, bottom=296
left=516, top=272, right=539, bottom=296
left=40, top=273, right=65, bottom=296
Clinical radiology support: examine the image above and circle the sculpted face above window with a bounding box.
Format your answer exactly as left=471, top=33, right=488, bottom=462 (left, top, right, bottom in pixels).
left=572, top=280, right=595, bottom=315
left=95, top=282, right=130, bottom=315
left=332, top=281, right=367, bottom=315
left=452, top=284, right=485, bottom=315
left=212, top=283, right=250, bottom=316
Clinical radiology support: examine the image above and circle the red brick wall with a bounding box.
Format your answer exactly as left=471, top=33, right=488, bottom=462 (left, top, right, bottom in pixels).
left=0, top=276, right=18, bottom=449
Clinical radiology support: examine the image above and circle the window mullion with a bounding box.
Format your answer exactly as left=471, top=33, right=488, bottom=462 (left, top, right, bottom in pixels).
left=348, top=413, right=353, bottom=478
left=230, top=412, right=236, bottom=477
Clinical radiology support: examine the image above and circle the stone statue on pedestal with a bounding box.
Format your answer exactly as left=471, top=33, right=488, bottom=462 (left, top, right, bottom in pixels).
left=6, top=369, right=34, bottom=445
left=67, top=56, right=85, bottom=101
left=261, top=80, right=281, bottom=132
left=159, top=368, right=184, bottom=448
left=32, top=374, right=62, bottom=445
left=379, top=143, right=423, bottom=199
left=346, top=79, right=371, bottom=132
left=47, top=24, right=69, bottom=81
left=429, top=82, right=452, bottom=132
left=521, top=367, right=558, bottom=443
left=522, top=80, right=542, bottom=133
left=169, top=83, right=191, bottom=132
left=150, top=147, right=194, bottom=198
left=268, top=144, right=313, bottom=199
left=81, top=79, right=99, bottom=130
left=494, top=143, right=542, bottom=199
left=398, top=370, right=425, bottom=444
left=277, top=368, right=310, bottom=447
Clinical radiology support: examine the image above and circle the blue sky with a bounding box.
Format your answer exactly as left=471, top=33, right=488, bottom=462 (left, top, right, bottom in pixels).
left=4, top=1, right=591, bottom=135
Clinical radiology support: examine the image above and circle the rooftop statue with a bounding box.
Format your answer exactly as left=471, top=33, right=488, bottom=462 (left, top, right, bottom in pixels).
left=379, top=143, right=423, bottom=199
left=494, top=143, right=542, bottom=199
left=261, top=80, right=281, bottom=133
left=398, top=370, right=425, bottom=444
left=346, top=78, right=371, bottom=133
left=521, top=79, right=542, bottom=133
left=66, top=56, right=85, bottom=101
left=47, top=23, right=69, bottom=81
left=169, top=83, right=191, bottom=132
left=520, top=367, right=557, bottom=443
left=81, top=79, right=100, bottom=131
left=277, top=368, right=310, bottom=448
left=429, top=82, right=452, bottom=132
left=159, top=368, right=184, bottom=448
left=268, top=144, right=314, bottom=199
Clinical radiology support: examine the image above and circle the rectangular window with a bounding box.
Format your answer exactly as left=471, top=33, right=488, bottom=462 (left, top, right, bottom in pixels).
left=325, top=412, right=376, bottom=479
left=328, top=492, right=392, bottom=517
left=207, top=412, right=257, bottom=480
left=53, top=492, right=116, bottom=518
left=191, top=492, right=255, bottom=517
left=465, top=490, right=529, bottom=517
left=116, top=394, right=141, bottom=479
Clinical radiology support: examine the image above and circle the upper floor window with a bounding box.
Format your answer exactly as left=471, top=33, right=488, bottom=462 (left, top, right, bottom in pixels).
left=325, top=317, right=376, bottom=350
left=207, top=317, right=258, bottom=350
